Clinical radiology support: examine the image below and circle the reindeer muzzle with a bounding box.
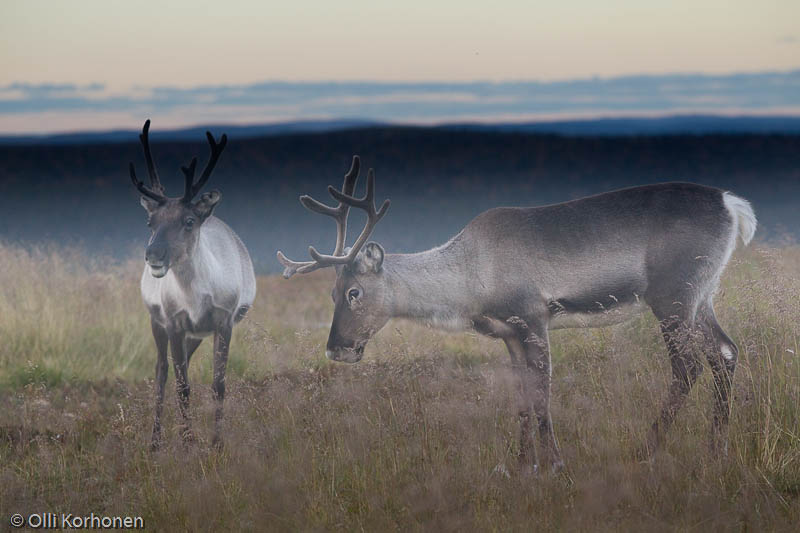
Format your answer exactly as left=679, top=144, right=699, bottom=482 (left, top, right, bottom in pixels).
left=145, top=242, right=170, bottom=278
left=325, top=343, right=365, bottom=363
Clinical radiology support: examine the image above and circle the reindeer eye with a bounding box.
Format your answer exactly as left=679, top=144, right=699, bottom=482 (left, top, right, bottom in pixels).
left=347, top=288, right=360, bottom=303
left=184, top=217, right=196, bottom=230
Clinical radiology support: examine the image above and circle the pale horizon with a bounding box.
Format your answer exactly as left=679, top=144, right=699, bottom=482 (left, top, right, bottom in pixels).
left=2, top=71, right=800, bottom=135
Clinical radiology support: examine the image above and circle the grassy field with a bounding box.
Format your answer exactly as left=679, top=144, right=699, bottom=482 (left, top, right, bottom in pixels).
left=0, top=242, right=798, bottom=531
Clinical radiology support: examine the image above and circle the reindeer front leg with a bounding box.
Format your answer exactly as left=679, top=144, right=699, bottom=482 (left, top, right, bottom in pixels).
left=521, top=320, right=563, bottom=473
left=150, top=318, right=169, bottom=450
left=501, top=316, right=562, bottom=474
left=502, top=335, right=536, bottom=472
left=168, top=328, right=193, bottom=442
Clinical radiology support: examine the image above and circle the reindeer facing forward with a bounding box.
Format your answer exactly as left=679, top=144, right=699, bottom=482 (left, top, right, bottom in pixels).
left=129, top=120, right=256, bottom=449
left=278, top=156, right=755, bottom=473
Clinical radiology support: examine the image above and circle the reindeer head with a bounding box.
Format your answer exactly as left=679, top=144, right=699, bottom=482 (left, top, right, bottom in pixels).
left=278, top=156, right=391, bottom=362
left=129, top=120, right=227, bottom=278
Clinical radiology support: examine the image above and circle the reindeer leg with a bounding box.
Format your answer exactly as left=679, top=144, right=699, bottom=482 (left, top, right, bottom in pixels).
left=698, top=303, right=738, bottom=456
left=185, top=337, right=202, bottom=365
left=212, top=323, right=232, bottom=449
left=150, top=318, right=169, bottom=451
left=502, top=316, right=562, bottom=475
left=502, top=335, right=536, bottom=473
left=168, top=329, right=193, bottom=443
left=644, top=318, right=703, bottom=456
left=522, top=320, right=563, bottom=473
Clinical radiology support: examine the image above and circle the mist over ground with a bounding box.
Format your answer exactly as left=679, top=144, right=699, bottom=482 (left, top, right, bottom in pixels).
left=1, top=127, right=798, bottom=272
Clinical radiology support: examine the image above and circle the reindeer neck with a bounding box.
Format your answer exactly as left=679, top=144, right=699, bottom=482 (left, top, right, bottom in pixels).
left=383, top=237, right=473, bottom=328
left=169, top=236, right=212, bottom=292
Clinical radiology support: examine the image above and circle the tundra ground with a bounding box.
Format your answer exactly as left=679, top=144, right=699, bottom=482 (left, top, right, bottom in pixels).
left=0, top=243, right=798, bottom=531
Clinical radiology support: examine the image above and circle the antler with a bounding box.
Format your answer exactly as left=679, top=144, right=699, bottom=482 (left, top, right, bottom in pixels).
left=139, top=119, right=164, bottom=194
left=129, top=119, right=167, bottom=203
left=276, top=156, right=361, bottom=277
left=182, top=131, right=228, bottom=203
left=309, top=168, right=390, bottom=264
left=129, top=120, right=228, bottom=204
left=180, top=157, right=198, bottom=201
left=277, top=156, right=390, bottom=279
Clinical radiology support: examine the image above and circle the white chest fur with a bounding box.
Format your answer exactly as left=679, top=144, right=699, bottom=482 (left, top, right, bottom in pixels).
left=140, top=234, right=244, bottom=335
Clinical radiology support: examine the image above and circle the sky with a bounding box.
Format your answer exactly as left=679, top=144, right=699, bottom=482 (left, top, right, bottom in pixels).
left=1, top=0, right=799, bottom=133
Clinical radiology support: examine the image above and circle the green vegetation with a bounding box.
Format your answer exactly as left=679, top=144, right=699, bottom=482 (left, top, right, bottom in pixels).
left=0, top=243, right=798, bottom=530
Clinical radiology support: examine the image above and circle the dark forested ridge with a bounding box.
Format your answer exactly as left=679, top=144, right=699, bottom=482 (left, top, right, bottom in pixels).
left=1, top=127, right=798, bottom=272
left=3, top=115, right=800, bottom=145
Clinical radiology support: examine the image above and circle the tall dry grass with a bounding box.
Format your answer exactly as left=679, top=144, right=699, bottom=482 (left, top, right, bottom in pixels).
left=0, top=242, right=798, bottom=531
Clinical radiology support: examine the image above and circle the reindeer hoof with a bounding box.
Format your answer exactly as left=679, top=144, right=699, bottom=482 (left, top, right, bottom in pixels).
left=491, top=463, right=511, bottom=479
left=635, top=441, right=658, bottom=463
left=517, top=463, right=539, bottom=478
left=180, top=426, right=196, bottom=444
left=150, top=429, right=163, bottom=451
left=212, top=434, right=224, bottom=451
left=709, top=437, right=729, bottom=458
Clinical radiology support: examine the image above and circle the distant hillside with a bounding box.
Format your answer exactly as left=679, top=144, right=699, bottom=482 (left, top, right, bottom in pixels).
left=0, top=119, right=379, bottom=146
left=444, top=115, right=800, bottom=136
left=2, top=115, right=800, bottom=145
left=0, top=127, right=798, bottom=273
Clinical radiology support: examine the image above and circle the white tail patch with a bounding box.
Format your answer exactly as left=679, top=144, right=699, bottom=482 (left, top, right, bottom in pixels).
left=723, top=192, right=757, bottom=246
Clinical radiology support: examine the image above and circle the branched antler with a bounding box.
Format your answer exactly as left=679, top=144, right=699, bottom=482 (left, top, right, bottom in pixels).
left=183, top=131, right=228, bottom=203
left=180, top=157, right=198, bottom=200
left=277, top=156, right=390, bottom=278
left=129, top=119, right=167, bottom=203
left=128, top=119, right=227, bottom=204
left=308, top=168, right=390, bottom=264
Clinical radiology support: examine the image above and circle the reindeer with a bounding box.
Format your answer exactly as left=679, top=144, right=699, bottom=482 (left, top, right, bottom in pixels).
left=278, top=156, right=756, bottom=472
left=129, top=120, right=256, bottom=449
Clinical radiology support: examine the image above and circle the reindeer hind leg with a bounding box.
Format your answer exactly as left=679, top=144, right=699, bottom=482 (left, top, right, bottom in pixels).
left=698, top=302, right=738, bottom=455
left=212, top=324, right=233, bottom=449
left=643, top=308, right=704, bottom=456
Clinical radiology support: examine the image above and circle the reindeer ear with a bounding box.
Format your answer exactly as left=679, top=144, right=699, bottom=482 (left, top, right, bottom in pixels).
left=193, top=190, right=222, bottom=219
left=357, top=242, right=384, bottom=273
left=140, top=195, right=160, bottom=214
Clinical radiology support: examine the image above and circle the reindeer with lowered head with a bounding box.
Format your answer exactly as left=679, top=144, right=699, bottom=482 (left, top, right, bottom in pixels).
left=130, top=120, right=256, bottom=449
left=279, top=156, right=756, bottom=473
